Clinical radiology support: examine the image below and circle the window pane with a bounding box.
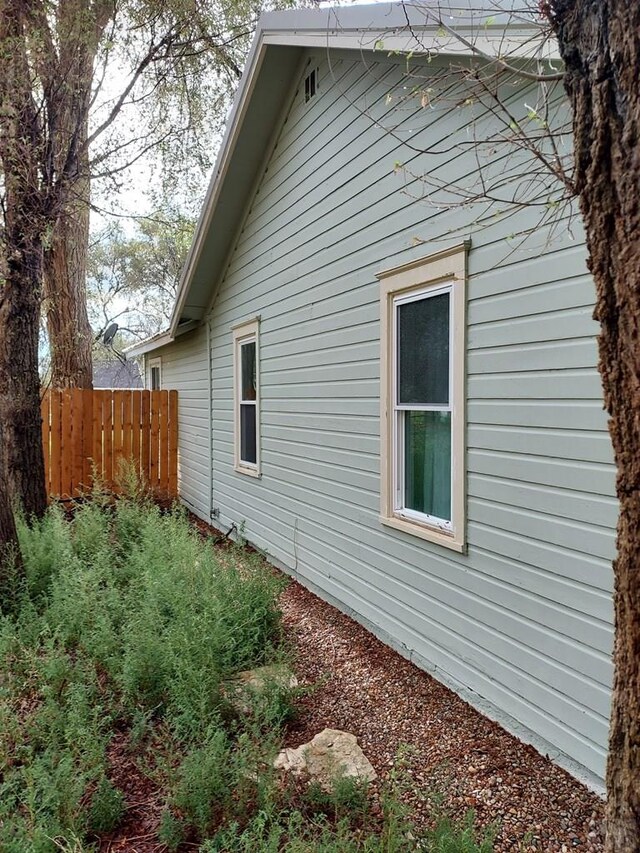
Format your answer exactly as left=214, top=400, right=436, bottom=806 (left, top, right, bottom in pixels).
left=241, top=341, right=256, bottom=401
left=404, top=411, right=451, bottom=521
left=398, top=292, right=449, bottom=405
left=240, top=404, right=257, bottom=464
left=151, top=367, right=160, bottom=390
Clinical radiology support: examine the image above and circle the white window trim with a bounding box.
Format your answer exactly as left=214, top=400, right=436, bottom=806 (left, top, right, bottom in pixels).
left=148, top=356, right=162, bottom=390
left=232, top=317, right=261, bottom=478
left=377, top=243, right=468, bottom=552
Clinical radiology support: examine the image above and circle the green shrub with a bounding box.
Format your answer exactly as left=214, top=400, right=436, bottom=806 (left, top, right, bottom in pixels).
left=172, top=727, right=233, bottom=835
left=88, top=777, right=125, bottom=834
left=17, top=505, right=72, bottom=602
left=158, top=810, right=185, bottom=852
left=425, top=811, right=497, bottom=853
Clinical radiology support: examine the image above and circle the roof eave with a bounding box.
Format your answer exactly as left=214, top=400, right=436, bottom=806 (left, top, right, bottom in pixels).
left=167, top=2, right=561, bottom=332
left=125, top=319, right=199, bottom=357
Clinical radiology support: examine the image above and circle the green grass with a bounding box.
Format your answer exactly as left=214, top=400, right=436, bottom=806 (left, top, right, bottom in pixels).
left=0, top=495, right=495, bottom=852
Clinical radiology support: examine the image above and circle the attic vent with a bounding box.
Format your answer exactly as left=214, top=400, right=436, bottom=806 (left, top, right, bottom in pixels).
left=304, top=68, right=317, bottom=103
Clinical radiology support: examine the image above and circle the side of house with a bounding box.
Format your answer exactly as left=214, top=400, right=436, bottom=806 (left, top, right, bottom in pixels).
left=142, top=43, right=615, bottom=788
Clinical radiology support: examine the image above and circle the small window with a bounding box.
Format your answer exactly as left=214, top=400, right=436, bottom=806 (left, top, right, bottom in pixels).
left=149, top=357, right=162, bottom=390
left=378, top=244, right=467, bottom=551
left=304, top=68, right=317, bottom=103
left=233, top=319, right=260, bottom=477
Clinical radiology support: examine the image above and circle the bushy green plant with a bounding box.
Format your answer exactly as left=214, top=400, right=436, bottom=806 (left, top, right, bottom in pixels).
left=424, top=810, right=497, bottom=853
left=303, top=775, right=371, bottom=824
left=158, top=809, right=185, bottom=852
left=16, top=505, right=72, bottom=602
left=1, top=498, right=287, bottom=851
left=171, top=727, right=233, bottom=835
left=88, top=777, right=125, bottom=834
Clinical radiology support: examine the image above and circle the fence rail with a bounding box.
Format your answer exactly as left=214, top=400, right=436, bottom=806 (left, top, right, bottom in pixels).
left=41, top=389, right=178, bottom=500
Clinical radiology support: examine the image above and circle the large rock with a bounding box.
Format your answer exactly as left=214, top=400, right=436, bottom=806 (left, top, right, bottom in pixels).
left=232, top=664, right=298, bottom=692
left=274, top=728, right=377, bottom=791
left=225, top=664, right=298, bottom=714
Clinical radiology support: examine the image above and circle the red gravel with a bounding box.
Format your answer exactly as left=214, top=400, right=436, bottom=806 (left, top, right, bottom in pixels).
left=279, top=577, right=605, bottom=852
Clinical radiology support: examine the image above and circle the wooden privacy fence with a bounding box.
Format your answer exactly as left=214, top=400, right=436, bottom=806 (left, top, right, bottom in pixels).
left=41, top=389, right=178, bottom=500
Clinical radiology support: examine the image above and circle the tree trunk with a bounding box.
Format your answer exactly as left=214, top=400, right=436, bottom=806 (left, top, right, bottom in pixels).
left=42, top=0, right=99, bottom=390
left=44, top=172, right=94, bottom=389
left=0, top=0, right=48, bottom=521
left=0, top=237, right=48, bottom=521
left=0, top=420, right=23, bottom=612
left=550, top=1, right=640, bottom=848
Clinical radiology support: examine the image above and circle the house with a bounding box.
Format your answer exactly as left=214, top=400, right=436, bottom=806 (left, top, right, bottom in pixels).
left=92, top=358, right=143, bottom=389
left=128, top=2, right=615, bottom=790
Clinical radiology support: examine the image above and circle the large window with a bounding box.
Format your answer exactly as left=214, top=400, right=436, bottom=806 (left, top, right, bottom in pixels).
left=233, top=318, right=260, bottom=477
left=378, top=244, right=467, bottom=551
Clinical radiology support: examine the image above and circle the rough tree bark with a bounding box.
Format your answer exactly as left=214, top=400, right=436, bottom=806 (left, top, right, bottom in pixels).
left=41, top=0, right=103, bottom=389
left=549, top=1, right=640, bottom=848
left=0, top=421, right=23, bottom=610
left=0, top=233, right=48, bottom=521
left=0, top=0, right=48, bottom=521
left=44, top=174, right=94, bottom=389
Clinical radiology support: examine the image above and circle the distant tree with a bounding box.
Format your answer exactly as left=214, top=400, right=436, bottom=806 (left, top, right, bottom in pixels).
left=87, top=212, right=194, bottom=343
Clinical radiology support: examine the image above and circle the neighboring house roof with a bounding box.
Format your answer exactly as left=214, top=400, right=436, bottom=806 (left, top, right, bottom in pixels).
left=93, top=359, right=143, bottom=389
left=126, top=0, right=560, bottom=358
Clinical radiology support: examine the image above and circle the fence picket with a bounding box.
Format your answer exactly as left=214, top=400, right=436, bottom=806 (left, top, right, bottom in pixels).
left=113, top=390, right=124, bottom=480
left=103, top=392, right=113, bottom=487
left=123, top=391, right=132, bottom=462
left=150, top=390, right=160, bottom=488
left=71, top=389, right=84, bottom=495
left=61, top=390, right=73, bottom=498
left=50, top=391, right=62, bottom=496
left=141, top=391, right=150, bottom=483
left=131, top=390, right=142, bottom=476
left=92, top=391, right=103, bottom=484
left=82, top=389, right=93, bottom=490
left=41, top=393, right=50, bottom=497
left=159, top=391, right=169, bottom=493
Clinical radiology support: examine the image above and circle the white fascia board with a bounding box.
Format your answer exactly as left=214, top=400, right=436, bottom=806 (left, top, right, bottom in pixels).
left=125, top=332, right=175, bottom=357
left=264, top=30, right=560, bottom=61
left=125, top=320, right=198, bottom=357
left=168, top=40, right=268, bottom=336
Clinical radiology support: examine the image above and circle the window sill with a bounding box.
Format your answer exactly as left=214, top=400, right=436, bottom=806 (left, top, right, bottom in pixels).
left=234, top=465, right=261, bottom=479
left=380, top=514, right=465, bottom=553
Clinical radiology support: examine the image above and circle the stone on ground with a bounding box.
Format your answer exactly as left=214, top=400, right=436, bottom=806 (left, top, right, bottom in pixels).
left=233, top=664, right=298, bottom=692
left=274, top=728, right=377, bottom=791
left=226, top=664, right=298, bottom=714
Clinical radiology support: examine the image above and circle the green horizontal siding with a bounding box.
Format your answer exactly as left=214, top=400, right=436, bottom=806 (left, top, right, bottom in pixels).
left=161, top=48, right=614, bottom=786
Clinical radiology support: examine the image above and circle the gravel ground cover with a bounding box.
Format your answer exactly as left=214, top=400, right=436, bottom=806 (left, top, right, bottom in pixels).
left=278, top=577, right=606, bottom=853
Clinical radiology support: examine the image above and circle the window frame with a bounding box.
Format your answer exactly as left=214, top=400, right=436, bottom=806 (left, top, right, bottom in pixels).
left=232, top=318, right=261, bottom=478
left=148, top=357, right=162, bottom=390
left=378, top=243, right=467, bottom=552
